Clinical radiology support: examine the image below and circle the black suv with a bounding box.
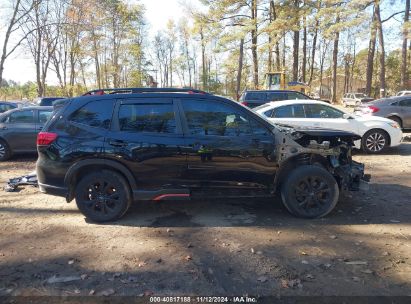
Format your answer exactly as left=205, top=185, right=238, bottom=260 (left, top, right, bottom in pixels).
left=239, top=90, right=311, bottom=108
left=37, top=88, right=368, bottom=222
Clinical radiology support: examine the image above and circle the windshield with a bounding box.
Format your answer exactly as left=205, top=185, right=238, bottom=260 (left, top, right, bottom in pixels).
left=355, top=93, right=367, bottom=98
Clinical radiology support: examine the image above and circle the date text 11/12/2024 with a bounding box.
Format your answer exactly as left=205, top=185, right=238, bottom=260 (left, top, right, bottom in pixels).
left=149, top=296, right=257, bottom=303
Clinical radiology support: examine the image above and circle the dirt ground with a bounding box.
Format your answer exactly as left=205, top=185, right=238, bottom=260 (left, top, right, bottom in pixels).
left=0, top=140, right=410, bottom=298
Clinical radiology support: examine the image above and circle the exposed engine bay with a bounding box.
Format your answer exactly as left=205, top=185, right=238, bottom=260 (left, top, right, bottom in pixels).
left=274, top=124, right=370, bottom=192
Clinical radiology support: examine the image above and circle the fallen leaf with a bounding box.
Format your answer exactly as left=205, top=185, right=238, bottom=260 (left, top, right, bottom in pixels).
left=89, top=289, right=95, bottom=295
left=382, top=252, right=390, bottom=256
left=257, top=276, right=268, bottom=283
left=74, top=289, right=80, bottom=294
left=281, top=279, right=289, bottom=288
left=80, top=274, right=88, bottom=280
left=187, top=243, right=194, bottom=248
left=345, top=261, right=368, bottom=265
left=330, top=235, right=337, bottom=239
left=68, top=259, right=75, bottom=265
left=184, top=255, right=192, bottom=261
left=138, top=262, right=147, bottom=267
left=300, top=251, right=308, bottom=256
left=305, top=274, right=315, bottom=279
left=98, top=288, right=115, bottom=296
left=46, top=275, right=81, bottom=284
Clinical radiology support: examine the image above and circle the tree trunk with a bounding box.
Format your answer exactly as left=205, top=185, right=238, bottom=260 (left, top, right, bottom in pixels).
left=251, top=0, right=258, bottom=88
left=200, top=28, right=207, bottom=91
left=292, top=0, right=300, bottom=82
left=366, top=6, right=377, bottom=96
left=309, top=21, right=319, bottom=86
left=236, top=38, right=244, bottom=100
left=302, top=19, right=307, bottom=82
left=402, top=0, right=410, bottom=89
left=332, top=19, right=340, bottom=104
left=375, top=0, right=385, bottom=98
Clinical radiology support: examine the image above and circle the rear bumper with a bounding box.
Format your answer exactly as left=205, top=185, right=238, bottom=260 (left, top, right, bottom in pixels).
left=38, top=182, right=68, bottom=198
left=389, top=128, right=403, bottom=147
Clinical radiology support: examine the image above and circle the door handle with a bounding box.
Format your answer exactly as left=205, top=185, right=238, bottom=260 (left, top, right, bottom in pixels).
left=108, top=140, right=128, bottom=147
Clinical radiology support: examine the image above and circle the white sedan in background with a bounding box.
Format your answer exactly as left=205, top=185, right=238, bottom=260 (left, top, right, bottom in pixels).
left=254, top=100, right=403, bottom=154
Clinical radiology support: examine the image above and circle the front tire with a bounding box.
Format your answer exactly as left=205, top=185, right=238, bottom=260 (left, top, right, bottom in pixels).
left=75, top=170, right=132, bottom=222
left=0, top=140, right=11, bottom=161
left=281, top=165, right=339, bottom=219
left=362, top=129, right=389, bottom=154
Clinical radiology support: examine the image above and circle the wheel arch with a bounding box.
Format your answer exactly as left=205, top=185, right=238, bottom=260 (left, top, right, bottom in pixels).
left=273, top=153, right=329, bottom=192
left=363, top=128, right=391, bottom=147
left=64, top=159, right=137, bottom=202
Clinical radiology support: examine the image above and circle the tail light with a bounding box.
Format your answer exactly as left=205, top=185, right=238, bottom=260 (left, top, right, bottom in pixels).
left=240, top=101, right=249, bottom=107
left=37, top=132, right=57, bottom=146
left=362, top=105, right=380, bottom=114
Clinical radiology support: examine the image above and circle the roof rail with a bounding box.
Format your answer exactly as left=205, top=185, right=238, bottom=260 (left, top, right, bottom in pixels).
left=82, top=87, right=210, bottom=96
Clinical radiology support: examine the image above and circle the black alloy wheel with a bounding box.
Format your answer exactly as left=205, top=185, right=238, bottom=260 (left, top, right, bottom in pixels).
left=281, top=165, right=339, bottom=218
left=75, top=170, right=131, bottom=222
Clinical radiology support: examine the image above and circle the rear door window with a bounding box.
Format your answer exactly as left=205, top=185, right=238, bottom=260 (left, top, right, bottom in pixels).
left=8, top=110, right=34, bottom=123
left=182, top=100, right=253, bottom=136
left=399, top=99, right=411, bottom=107
left=266, top=92, right=287, bottom=101
left=245, top=92, right=265, bottom=101
left=118, top=103, right=177, bottom=134
left=273, top=104, right=305, bottom=118
left=304, top=104, right=344, bottom=118
left=287, top=92, right=308, bottom=100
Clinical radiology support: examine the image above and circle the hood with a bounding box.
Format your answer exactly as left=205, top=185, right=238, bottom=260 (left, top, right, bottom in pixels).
left=295, top=128, right=361, bottom=141
left=353, top=114, right=393, bottom=124
left=275, top=123, right=361, bottom=141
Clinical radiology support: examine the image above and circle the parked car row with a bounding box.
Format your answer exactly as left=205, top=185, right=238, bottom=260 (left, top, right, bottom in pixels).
left=254, top=100, right=402, bottom=154
left=0, top=106, right=53, bottom=161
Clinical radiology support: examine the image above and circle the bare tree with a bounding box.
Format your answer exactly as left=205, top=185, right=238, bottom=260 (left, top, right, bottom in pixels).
left=0, top=0, right=34, bottom=87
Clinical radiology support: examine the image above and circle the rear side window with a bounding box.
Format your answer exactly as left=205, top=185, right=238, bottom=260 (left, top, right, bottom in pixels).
left=39, top=110, right=53, bottom=123
left=69, top=100, right=114, bottom=129
left=119, top=103, right=176, bottom=133
left=9, top=110, right=34, bottom=123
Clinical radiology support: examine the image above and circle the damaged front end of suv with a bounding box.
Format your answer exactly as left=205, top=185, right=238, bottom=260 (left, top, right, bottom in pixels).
left=272, top=125, right=370, bottom=218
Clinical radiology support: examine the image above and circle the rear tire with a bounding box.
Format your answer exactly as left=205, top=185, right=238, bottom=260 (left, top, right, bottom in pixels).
left=0, top=139, right=11, bottom=161
left=280, top=165, right=339, bottom=219
left=75, top=170, right=132, bottom=222
left=362, top=129, right=389, bottom=154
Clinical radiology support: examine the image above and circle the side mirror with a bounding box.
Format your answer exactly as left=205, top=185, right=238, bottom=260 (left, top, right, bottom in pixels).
left=343, top=113, right=353, bottom=119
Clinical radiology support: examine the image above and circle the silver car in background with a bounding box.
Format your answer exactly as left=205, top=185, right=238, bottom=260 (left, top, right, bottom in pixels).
left=355, top=96, right=411, bottom=129
left=342, top=93, right=374, bottom=107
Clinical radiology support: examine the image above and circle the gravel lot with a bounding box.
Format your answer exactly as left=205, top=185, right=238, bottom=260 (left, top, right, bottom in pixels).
left=0, top=139, right=410, bottom=297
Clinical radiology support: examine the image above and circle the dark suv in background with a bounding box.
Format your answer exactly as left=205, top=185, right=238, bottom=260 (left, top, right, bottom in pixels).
left=37, top=88, right=367, bottom=222
left=239, top=90, right=311, bottom=108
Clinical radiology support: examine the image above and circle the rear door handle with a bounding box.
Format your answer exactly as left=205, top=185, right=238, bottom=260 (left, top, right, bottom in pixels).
left=108, top=140, right=128, bottom=147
